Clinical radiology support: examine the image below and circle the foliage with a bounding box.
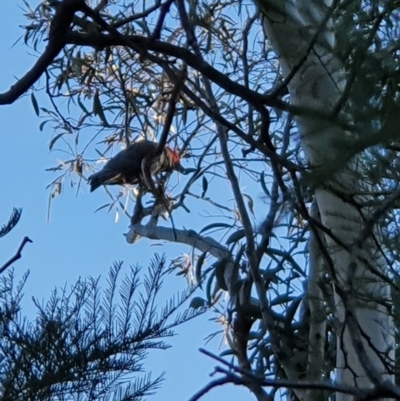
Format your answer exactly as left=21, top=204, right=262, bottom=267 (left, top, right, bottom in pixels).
left=0, top=253, right=204, bottom=401
left=0, top=208, right=22, bottom=239
left=1, top=0, right=400, bottom=400
left=0, top=209, right=204, bottom=401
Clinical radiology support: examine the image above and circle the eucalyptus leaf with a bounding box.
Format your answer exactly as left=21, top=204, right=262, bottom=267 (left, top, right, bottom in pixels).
left=199, top=222, right=232, bottom=234
left=201, top=176, right=209, bottom=198
left=189, top=297, right=207, bottom=309
left=226, top=229, right=246, bottom=245
left=195, top=251, right=207, bottom=289
left=31, top=93, right=39, bottom=116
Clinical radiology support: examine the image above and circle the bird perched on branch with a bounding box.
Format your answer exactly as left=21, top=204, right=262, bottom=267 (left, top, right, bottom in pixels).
left=88, top=140, right=182, bottom=192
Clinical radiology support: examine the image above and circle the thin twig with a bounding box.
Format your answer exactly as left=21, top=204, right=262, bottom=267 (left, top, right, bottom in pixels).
left=187, top=377, right=241, bottom=401
left=111, top=0, right=163, bottom=28
left=45, top=70, right=78, bottom=131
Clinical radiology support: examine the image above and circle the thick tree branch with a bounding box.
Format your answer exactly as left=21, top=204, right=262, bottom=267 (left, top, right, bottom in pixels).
left=141, top=67, right=185, bottom=194
left=126, top=224, right=231, bottom=260
left=64, top=31, right=362, bottom=134
left=64, top=32, right=282, bottom=107
left=0, top=0, right=85, bottom=105
left=155, top=67, right=186, bottom=154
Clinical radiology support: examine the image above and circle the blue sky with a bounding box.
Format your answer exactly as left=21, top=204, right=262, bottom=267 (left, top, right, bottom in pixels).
left=0, top=3, right=255, bottom=401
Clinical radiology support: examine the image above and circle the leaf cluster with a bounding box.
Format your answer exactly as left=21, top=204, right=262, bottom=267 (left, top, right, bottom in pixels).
left=0, top=254, right=205, bottom=401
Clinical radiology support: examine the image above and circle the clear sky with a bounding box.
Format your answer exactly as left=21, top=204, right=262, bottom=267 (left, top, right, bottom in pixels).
left=0, top=3, right=255, bottom=401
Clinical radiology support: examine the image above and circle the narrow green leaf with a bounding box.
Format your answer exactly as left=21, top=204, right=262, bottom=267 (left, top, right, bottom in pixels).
left=189, top=297, right=207, bottom=309
left=31, top=93, right=39, bottom=116
left=39, top=120, right=49, bottom=132
left=260, top=171, right=270, bottom=196
left=243, top=193, right=255, bottom=217
left=94, top=203, right=111, bottom=213
left=93, top=90, right=109, bottom=126
left=201, top=176, right=208, bottom=198
left=49, top=133, right=64, bottom=150
left=199, top=222, right=232, bottom=234
left=205, top=270, right=216, bottom=306
left=93, top=91, right=101, bottom=114
left=182, top=107, right=187, bottom=125
left=226, top=228, right=246, bottom=245
left=195, top=251, right=207, bottom=289
left=77, top=97, right=89, bottom=115
left=219, top=349, right=235, bottom=357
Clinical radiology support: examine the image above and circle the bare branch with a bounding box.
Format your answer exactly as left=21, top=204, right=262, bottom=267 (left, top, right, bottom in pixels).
left=199, top=348, right=367, bottom=398
left=0, top=236, right=32, bottom=274
left=126, top=224, right=231, bottom=260
left=187, top=377, right=240, bottom=401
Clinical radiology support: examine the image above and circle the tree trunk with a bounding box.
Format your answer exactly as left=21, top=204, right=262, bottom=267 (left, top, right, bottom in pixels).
left=256, top=1, right=394, bottom=399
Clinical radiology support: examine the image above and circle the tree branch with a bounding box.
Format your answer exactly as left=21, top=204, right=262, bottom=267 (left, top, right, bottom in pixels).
left=198, top=348, right=367, bottom=399
left=64, top=31, right=358, bottom=132
left=0, top=236, right=32, bottom=274
left=64, top=32, right=292, bottom=112
left=0, top=0, right=85, bottom=105
left=126, top=224, right=231, bottom=260
left=187, top=377, right=240, bottom=401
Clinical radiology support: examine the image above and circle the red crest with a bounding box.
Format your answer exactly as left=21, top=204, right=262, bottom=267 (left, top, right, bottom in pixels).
left=165, top=147, right=180, bottom=165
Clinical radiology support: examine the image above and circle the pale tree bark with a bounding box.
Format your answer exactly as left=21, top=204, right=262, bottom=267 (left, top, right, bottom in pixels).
left=256, top=0, right=394, bottom=400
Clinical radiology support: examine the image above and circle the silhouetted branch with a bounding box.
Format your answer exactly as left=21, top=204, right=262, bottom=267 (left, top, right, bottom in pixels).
left=142, top=69, right=185, bottom=195
left=64, top=32, right=288, bottom=110
left=0, top=0, right=85, bottom=104
left=188, top=377, right=241, bottom=401
left=156, top=66, right=186, bottom=154
left=64, top=31, right=360, bottom=133
left=0, top=236, right=32, bottom=274
left=199, top=348, right=400, bottom=400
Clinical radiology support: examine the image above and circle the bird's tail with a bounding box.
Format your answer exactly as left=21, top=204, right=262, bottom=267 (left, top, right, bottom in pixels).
left=88, top=170, right=127, bottom=191
left=87, top=172, right=103, bottom=192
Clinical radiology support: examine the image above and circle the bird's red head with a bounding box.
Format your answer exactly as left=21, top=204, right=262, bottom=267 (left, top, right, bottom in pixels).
left=165, top=147, right=181, bottom=166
